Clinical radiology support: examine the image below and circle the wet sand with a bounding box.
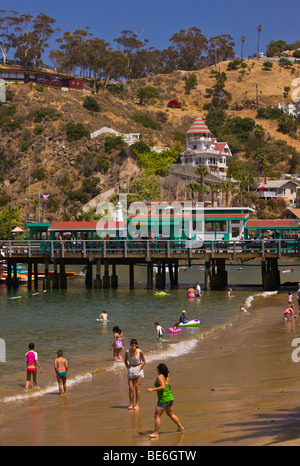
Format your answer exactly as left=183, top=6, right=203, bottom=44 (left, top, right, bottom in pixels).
left=1, top=297, right=300, bottom=446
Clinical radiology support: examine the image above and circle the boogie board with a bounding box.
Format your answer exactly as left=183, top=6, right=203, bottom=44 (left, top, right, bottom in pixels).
left=96, top=319, right=110, bottom=322
left=179, top=319, right=200, bottom=328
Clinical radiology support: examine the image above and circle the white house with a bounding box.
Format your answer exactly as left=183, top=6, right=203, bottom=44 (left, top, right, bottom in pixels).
left=91, top=126, right=140, bottom=146
left=278, top=102, right=300, bottom=118
left=257, top=179, right=300, bottom=207
left=180, top=116, right=232, bottom=179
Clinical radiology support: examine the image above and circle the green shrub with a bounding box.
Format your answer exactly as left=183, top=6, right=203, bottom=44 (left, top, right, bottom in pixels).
left=32, top=167, right=47, bottom=181
left=257, top=106, right=284, bottom=120
left=83, top=96, right=100, bottom=112
left=184, top=74, right=198, bottom=92
left=104, top=134, right=126, bottom=153
left=66, top=122, right=89, bottom=142
left=31, top=107, right=62, bottom=123
left=262, top=61, right=273, bottom=71
left=131, top=114, right=162, bottom=130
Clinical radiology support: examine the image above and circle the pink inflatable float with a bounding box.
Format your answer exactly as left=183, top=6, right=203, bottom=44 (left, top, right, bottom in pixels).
left=168, top=327, right=182, bottom=334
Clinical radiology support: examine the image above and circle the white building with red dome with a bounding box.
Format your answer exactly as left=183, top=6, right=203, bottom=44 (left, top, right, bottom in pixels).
left=180, top=116, right=232, bottom=179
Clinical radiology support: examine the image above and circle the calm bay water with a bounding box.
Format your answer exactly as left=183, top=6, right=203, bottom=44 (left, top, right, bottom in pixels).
left=0, top=261, right=299, bottom=403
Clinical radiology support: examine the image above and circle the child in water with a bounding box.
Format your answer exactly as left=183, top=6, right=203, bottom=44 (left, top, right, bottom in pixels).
left=99, top=309, right=108, bottom=321
left=226, top=289, right=233, bottom=298
left=155, top=322, right=165, bottom=340
left=284, top=304, right=297, bottom=321
left=110, top=326, right=124, bottom=361
left=25, top=343, right=43, bottom=391
left=54, top=350, right=68, bottom=395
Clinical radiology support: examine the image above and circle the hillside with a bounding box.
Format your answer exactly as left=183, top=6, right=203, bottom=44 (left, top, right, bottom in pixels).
left=0, top=59, right=299, bottom=227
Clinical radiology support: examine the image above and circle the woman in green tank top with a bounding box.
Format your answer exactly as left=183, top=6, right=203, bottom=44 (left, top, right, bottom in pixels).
left=146, top=363, right=184, bottom=438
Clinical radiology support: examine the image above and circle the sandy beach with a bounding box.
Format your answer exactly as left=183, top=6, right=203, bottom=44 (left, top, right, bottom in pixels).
left=1, top=291, right=300, bottom=446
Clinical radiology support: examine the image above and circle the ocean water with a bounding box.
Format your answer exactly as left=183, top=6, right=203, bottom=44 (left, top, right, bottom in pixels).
left=0, top=260, right=299, bottom=405
left=2, top=261, right=300, bottom=446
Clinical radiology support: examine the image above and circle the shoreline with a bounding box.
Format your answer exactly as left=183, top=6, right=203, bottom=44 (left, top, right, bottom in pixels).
left=2, top=291, right=300, bottom=445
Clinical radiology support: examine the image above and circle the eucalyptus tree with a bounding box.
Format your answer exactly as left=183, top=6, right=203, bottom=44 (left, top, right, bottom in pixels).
left=13, top=13, right=58, bottom=67
left=114, top=30, right=149, bottom=79
left=169, top=27, right=208, bottom=70
left=0, top=10, right=20, bottom=64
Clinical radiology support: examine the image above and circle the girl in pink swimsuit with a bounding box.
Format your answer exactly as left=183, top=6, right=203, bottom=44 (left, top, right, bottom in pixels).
left=25, top=343, right=43, bottom=390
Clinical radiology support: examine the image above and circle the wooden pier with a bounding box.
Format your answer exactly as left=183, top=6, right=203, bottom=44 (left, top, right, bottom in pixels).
left=2, top=239, right=300, bottom=291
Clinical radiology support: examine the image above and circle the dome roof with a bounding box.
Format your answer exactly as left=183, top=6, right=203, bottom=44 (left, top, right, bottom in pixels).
left=186, top=116, right=212, bottom=135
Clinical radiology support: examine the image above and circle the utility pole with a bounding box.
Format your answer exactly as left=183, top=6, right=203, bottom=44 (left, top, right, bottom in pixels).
left=255, top=83, right=259, bottom=109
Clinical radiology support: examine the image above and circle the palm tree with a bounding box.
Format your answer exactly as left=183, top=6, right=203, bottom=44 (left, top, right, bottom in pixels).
left=186, top=183, right=201, bottom=202
left=221, top=180, right=236, bottom=207
left=241, top=36, right=246, bottom=60
left=196, top=166, right=209, bottom=202
left=208, top=184, right=219, bottom=207
left=257, top=25, right=263, bottom=61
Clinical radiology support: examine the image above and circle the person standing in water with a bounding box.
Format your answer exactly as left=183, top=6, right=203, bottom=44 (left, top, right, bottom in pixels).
left=124, top=339, right=146, bottom=410
left=54, top=350, right=68, bottom=395
left=99, top=309, right=108, bottom=321
left=110, top=326, right=124, bottom=362
left=155, top=322, right=165, bottom=340
left=146, top=363, right=184, bottom=438
left=25, top=343, right=43, bottom=390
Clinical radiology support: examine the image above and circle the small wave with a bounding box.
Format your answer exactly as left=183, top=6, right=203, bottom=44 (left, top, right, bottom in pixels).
left=245, top=290, right=278, bottom=309
left=1, top=373, right=93, bottom=404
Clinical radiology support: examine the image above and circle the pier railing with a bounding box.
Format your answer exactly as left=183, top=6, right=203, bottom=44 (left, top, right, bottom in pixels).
left=1, top=238, right=300, bottom=259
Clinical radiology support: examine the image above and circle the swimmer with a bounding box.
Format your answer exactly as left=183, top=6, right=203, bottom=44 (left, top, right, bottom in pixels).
left=154, top=289, right=170, bottom=296
left=240, top=303, right=249, bottom=314
left=226, top=289, right=234, bottom=298
left=187, top=285, right=195, bottom=299
left=98, top=309, right=108, bottom=321
left=179, top=310, right=190, bottom=324
left=172, top=322, right=180, bottom=331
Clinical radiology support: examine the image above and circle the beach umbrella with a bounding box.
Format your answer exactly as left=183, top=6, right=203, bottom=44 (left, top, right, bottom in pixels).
left=11, top=226, right=23, bottom=233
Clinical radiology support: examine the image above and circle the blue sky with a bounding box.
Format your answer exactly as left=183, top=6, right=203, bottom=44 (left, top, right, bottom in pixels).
left=3, top=0, right=300, bottom=63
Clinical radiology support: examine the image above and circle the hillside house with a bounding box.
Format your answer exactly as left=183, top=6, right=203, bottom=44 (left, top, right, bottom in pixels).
left=90, top=126, right=140, bottom=145
left=180, top=116, right=232, bottom=179
left=0, top=67, right=83, bottom=90
left=257, top=179, right=300, bottom=207
left=278, top=102, right=300, bottom=118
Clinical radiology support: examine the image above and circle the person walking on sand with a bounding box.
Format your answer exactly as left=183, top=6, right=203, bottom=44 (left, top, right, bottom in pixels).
left=146, top=363, right=184, bottom=438
left=125, top=339, right=146, bottom=410
left=110, top=326, right=124, bottom=362
left=54, top=350, right=68, bottom=395
left=25, top=343, right=43, bottom=390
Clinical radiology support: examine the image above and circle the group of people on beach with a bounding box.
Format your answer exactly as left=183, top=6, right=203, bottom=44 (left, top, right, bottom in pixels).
left=108, top=321, right=184, bottom=438
left=284, top=286, right=300, bottom=321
